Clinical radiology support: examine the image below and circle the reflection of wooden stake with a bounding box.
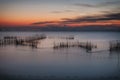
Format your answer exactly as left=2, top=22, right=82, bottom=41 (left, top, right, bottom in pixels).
left=117, top=52, right=120, bottom=73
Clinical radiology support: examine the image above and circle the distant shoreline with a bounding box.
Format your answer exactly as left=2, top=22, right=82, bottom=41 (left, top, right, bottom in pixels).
left=0, top=30, right=120, bottom=32
left=0, top=26, right=120, bottom=32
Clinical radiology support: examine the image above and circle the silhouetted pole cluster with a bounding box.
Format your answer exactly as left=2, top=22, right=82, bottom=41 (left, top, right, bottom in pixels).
left=0, top=36, right=17, bottom=45
left=0, top=34, right=46, bottom=48
left=109, top=40, right=120, bottom=52
left=53, top=41, right=97, bottom=53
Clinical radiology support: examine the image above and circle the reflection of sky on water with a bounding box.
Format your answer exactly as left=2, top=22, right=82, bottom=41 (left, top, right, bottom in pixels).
left=0, top=32, right=120, bottom=78
left=0, top=45, right=120, bottom=77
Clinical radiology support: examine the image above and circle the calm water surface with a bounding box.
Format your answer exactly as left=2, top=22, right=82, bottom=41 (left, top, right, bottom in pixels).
left=0, top=32, right=120, bottom=80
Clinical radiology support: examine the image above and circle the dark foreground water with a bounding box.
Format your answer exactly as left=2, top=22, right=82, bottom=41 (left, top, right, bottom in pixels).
left=0, top=32, right=120, bottom=80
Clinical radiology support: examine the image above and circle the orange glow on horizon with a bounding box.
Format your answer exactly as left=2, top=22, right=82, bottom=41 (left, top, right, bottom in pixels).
left=1, top=13, right=120, bottom=27
left=0, top=20, right=120, bottom=27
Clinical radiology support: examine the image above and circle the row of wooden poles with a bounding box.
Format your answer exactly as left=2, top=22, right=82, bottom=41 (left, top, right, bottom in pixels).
left=0, top=36, right=120, bottom=52
left=109, top=40, right=120, bottom=52
left=53, top=42, right=97, bottom=52
left=0, top=35, right=46, bottom=48
left=53, top=40, right=120, bottom=52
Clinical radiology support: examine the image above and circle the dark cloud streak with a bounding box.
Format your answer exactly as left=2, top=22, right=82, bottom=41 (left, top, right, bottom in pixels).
left=31, top=21, right=55, bottom=25
left=74, top=3, right=95, bottom=7
left=31, top=12, right=120, bottom=25
left=61, top=12, right=120, bottom=24
left=51, top=10, right=74, bottom=14
left=73, top=1, right=120, bottom=8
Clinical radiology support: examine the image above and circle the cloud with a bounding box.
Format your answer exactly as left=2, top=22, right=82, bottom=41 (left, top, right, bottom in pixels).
left=31, top=12, right=120, bottom=26
left=51, top=11, right=63, bottom=13
left=101, top=1, right=120, bottom=6
left=64, top=10, right=74, bottom=12
left=74, top=3, right=95, bottom=7
left=73, top=1, right=120, bottom=8
left=100, top=7, right=120, bottom=15
left=31, top=21, right=55, bottom=25
left=61, top=12, right=120, bottom=24
left=51, top=10, right=74, bottom=14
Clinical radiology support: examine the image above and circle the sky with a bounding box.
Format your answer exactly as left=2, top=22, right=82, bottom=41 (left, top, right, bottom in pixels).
left=0, top=0, right=120, bottom=27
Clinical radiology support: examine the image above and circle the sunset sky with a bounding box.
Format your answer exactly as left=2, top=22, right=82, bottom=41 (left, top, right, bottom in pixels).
left=0, top=0, right=120, bottom=27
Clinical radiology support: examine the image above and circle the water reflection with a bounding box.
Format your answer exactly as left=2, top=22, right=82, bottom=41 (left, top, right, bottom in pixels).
left=0, top=45, right=120, bottom=79
left=109, top=51, right=120, bottom=72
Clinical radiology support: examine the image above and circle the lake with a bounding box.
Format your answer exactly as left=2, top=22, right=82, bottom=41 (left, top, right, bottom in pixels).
left=0, top=32, right=120, bottom=80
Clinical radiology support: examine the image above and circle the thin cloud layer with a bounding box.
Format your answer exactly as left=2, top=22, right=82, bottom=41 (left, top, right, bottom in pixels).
left=31, top=12, right=120, bottom=26
left=51, top=10, right=74, bottom=14
left=31, top=21, right=55, bottom=25
left=73, top=1, right=120, bottom=8
left=62, top=12, right=120, bottom=23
